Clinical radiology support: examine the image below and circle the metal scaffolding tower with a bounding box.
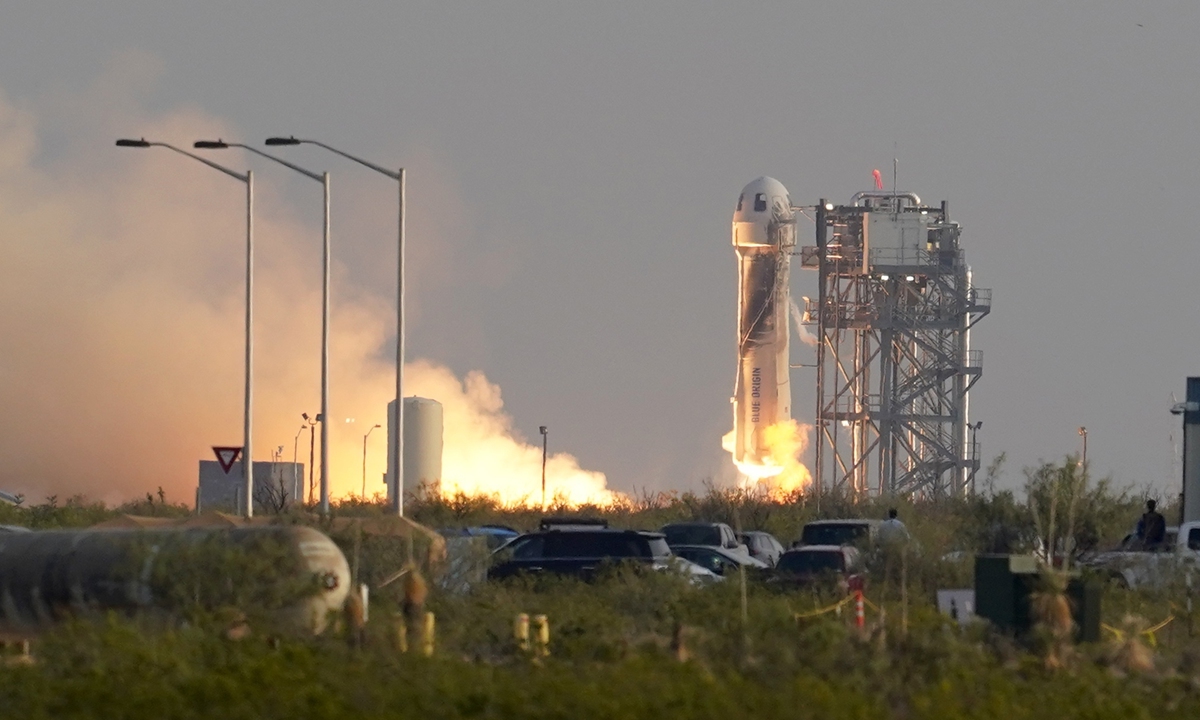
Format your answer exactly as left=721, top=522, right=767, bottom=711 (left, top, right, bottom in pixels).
left=800, top=191, right=990, bottom=498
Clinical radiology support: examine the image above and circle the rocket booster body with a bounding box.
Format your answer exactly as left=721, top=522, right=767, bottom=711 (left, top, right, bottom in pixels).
left=729, top=177, right=795, bottom=475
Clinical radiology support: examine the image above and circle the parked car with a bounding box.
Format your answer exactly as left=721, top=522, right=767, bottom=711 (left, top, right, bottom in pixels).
left=737, top=531, right=785, bottom=567
left=794, top=519, right=879, bottom=549
left=488, top=526, right=675, bottom=581
left=1081, top=522, right=1199, bottom=589
left=661, top=522, right=748, bottom=555
left=772, top=545, right=864, bottom=592
left=439, top=524, right=520, bottom=551
left=671, top=544, right=769, bottom=577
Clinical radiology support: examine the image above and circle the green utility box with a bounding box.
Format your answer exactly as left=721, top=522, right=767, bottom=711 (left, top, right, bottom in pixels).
left=974, top=554, right=1100, bottom=642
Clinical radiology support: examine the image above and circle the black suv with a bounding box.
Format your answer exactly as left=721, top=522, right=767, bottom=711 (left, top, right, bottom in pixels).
left=488, top=521, right=672, bottom=581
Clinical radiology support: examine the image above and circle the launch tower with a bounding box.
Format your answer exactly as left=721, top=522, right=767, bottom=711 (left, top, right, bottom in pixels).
left=801, top=191, right=990, bottom=497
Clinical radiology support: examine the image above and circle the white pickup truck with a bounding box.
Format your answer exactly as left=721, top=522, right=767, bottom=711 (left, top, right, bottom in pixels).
left=1082, top=521, right=1200, bottom=589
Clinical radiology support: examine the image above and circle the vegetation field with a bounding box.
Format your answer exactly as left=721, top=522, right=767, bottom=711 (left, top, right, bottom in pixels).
left=1, top=457, right=1199, bottom=719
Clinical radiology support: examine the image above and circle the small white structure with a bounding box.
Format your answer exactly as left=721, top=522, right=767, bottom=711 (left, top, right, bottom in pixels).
left=197, top=460, right=303, bottom=513
left=386, top=397, right=444, bottom=502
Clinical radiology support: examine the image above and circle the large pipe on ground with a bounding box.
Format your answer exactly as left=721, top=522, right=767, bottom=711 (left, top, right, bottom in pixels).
left=0, top=525, right=350, bottom=639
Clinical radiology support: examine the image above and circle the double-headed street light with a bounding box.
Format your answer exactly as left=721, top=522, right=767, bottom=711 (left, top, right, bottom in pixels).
left=115, top=138, right=256, bottom=519
left=266, top=136, right=407, bottom=517
left=194, top=140, right=333, bottom=517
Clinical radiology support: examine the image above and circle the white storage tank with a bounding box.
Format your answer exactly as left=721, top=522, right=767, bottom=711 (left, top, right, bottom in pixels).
left=386, top=397, right=444, bottom=501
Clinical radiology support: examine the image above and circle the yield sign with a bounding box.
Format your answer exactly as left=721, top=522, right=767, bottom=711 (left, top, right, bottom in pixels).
left=212, top=446, right=243, bottom=474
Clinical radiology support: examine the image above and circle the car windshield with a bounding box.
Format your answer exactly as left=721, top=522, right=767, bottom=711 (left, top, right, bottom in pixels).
left=801, top=523, right=868, bottom=547
left=663, top=525, right=721, bottom=546
left=778, top=551, right=844, bottom=574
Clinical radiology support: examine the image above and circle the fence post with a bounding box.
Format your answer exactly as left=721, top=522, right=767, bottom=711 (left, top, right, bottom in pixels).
left=394, top=614, right=408, bottom=653
left=533, top=614, right=550, bottom=658
left=514, top=613, right=530, bottom=653
left=422, top=612, right=436, bottom=657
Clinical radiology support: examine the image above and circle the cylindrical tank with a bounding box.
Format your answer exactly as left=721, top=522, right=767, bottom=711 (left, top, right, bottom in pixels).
left=387, top=396, right=444, bottom=499
left=0, top=525, right=350, bottom=639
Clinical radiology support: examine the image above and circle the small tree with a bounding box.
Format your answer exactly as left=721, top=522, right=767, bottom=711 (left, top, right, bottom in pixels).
left=255, top=471, right=291, bottom=514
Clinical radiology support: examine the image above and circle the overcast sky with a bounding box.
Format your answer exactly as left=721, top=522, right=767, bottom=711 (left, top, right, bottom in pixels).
left=2, top=2, right=1197, bottom=499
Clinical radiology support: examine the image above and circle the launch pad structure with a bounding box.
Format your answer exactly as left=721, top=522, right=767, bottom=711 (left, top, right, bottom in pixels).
left=800, top=191, right=990, bottom=498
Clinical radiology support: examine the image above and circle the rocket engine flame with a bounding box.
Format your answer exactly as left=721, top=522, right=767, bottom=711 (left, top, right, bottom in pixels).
left=723, top=420, right=813, bottom=496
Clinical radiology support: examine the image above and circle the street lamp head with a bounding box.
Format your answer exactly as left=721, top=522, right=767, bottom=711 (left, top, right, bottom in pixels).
left=115, top=138, right=151, bottom=148
left=302, top=412, right=310, bottom=421
left=265, top=136, right=301, bottom=146
left=373, top=424, right=382, bottom=429
left=539, top=426, right=548, bottom=435
left=194, top=139, right=230, bottom=149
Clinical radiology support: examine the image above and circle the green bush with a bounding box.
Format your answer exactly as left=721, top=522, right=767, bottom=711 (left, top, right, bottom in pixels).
left=2, top=470, right=1197, bottom=717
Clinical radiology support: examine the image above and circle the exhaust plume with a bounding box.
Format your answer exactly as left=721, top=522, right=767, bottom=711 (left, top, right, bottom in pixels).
left=723, top=419, right=814, bottom=497
left=0, top=74, right=615, bottom=507
left=789, top=297, right=818, bottom=347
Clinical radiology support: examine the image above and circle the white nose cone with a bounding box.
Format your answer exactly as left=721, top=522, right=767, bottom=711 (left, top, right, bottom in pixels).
left=733, top=177, right=793, bottom=248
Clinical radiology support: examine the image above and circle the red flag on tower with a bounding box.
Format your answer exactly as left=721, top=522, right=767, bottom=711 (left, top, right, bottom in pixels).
left=872, top=169, right=883, bottom=190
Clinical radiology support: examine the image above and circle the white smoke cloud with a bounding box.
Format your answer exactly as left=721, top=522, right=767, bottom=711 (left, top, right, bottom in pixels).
left=789, top=296, right=818, bottom=347
left=0, top=66, right=613, bottom=506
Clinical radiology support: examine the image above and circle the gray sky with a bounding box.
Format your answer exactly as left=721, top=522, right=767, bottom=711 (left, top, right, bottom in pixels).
left=1, top=2, right=1197, bottom=499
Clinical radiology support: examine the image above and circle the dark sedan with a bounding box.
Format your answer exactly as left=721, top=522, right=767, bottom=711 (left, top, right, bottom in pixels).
left=488, top=528, right=672, bottom=581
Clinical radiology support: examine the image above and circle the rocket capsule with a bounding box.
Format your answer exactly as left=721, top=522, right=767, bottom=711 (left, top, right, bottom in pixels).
left=728, top=177, right=795, bottom=476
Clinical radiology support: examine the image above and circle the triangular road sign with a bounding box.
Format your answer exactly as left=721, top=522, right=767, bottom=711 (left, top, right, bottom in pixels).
left=212, top=446, right=243, bottom=474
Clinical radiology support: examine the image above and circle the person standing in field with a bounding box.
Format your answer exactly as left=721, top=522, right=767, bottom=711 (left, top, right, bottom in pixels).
left=1138, top=499, right=1166, bottom=551
left=879, top=508, right=910, bottom=545
left=878, top=508, right=911, bottom=595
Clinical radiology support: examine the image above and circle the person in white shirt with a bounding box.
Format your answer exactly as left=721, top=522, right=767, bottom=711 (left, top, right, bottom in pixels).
left=879, top=508, right=910, bottom=545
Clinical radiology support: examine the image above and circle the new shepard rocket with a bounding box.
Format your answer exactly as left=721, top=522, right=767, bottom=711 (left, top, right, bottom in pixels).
left=728, top=177, right=795, bottom=477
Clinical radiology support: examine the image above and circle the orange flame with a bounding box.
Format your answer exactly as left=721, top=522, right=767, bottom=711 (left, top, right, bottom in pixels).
left=725, top=419, right=813, bottom=498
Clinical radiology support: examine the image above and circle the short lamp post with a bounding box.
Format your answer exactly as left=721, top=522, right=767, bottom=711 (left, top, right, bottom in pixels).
left=302, top=413, right=319, bottom=504
left=362, top=424, right=381, bottom=500
left=539, top=426, right=548, bottom=509
left=1079, top=426, right=1088, bottom=474
left=968, top=421, right=983, bottom=495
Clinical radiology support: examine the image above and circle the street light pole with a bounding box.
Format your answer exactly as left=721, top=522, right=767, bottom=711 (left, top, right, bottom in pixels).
left=115, top=138, right=255, bottom=518
left=302, top=412, right=318, bottom=503
left=968, top=421, right=982, bottom=496
left=292, top=424, right=304, bottom=501
left=266, top=136, right=406, bottom=516
left=363, top=423, right=382, bottom=500
left=1079, top=426, right=1088, bottom=475
left=195, top=140, right=332, bottom=515
left=539, top=425, right=548, bottom=509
